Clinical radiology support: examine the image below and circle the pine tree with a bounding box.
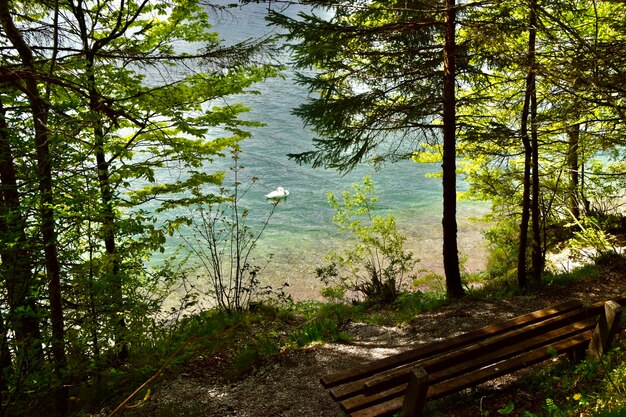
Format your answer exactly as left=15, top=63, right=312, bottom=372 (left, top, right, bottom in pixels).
left=270, top=0, right=467, bottom=298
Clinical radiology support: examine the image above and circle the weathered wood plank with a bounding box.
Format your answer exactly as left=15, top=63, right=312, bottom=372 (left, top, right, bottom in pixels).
left=363, top=311, right=597, bottom=392
left=587, top=300, right=622, bottom=358
left=341, top=320, right=595, bottom=413
left=350, top=331, right=592, bottom=417
left=428, top=331, right=592, bottom=400
left=332, top=304, right=597, bottom=402
left=400, top=367, right=428, bottom=417
left=325, top=298, right=626, bottom=417
left=321, top=300, right=582, bottom=389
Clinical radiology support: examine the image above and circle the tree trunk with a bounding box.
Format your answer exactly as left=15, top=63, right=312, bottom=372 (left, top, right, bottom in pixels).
left=517, top=0, right=538, bottom=288
left=0, top=97, right=43, bottom=370
left=0, top=2, right=67, bottom=414
left=0, top=312, right=11, bottom=415
left=442, top=0, right=464, bottom=299
left=90, top=79, right=128, bottom=362
left=567, top=124, right=580, bottom=220
left=517, top=119, right=531, bottom=289
left=529, top=0, right=543, bottom=284
left=74, top=0, right=128, bottom=361
left=0, top=99, right=17, bottom=410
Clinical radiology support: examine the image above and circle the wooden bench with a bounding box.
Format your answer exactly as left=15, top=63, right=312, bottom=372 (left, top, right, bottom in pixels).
left=321, top=298, right=625, bottom=417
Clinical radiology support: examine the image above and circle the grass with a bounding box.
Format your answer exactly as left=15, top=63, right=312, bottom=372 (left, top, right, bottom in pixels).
left=158, top=258, right=613, bottom=383
left=503, top=342, right=626, bottom=416
left=363, top=290, right=449, bottom=325
left=122, top=287, right=452, bottom=387
left=543, top=263, right=602, bottom=286
left=109, top=254, right=626, bottom=417
left=464, top=260, right=604, bottom=302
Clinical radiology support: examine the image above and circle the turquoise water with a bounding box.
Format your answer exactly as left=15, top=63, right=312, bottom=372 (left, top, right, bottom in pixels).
left=158, top=2, right=490, bottom=300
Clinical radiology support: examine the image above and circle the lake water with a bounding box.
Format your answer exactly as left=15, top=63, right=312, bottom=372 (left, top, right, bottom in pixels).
left=158, top=1, right=490, bottom=301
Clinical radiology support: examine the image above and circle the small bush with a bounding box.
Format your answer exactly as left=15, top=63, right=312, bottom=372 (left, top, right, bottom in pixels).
left=483, top=219, right=520, bottom=282
left=225, top=337, right=279, bottom=379
left=388, top=291, right=448, bottom=323
left=181, top=150, right=280, bottom=313
left=317, top=177, right=418, bottom=305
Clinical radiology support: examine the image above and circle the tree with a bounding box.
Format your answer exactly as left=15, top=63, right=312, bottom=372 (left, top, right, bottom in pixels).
left=0, top=0, right=278, bottom=413
left=0, top=94, right=41, bottom=413
left=442, top=0, right=464, bottom=298
left=270, top=0, right=466, bottom=298
left=517, top=0, right=539, bottom=287
left=0, top=1, right=68, bottom=412
left=317, top=176, right=418, bottom=304
left=460, top=0, right=626, bottom=284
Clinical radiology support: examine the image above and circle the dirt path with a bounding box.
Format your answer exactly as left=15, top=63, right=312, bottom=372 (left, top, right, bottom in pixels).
left=128, top=266, right=626, bottom=417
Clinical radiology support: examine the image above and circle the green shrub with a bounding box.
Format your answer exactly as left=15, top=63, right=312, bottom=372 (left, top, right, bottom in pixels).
left=484, top=219, right=520, bottom=282
left=181, top=151, right=280, bottom=313
left=225, top=337, right=280, bottom=379
left=317, top=177, right=418, bottom=305
left=512, top=344, right=626, bottom=416
left=386, top=291, right=448, bottom=323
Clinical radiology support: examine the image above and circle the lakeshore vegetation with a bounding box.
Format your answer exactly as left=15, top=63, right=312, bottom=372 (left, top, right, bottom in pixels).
left=0, top=0, right=626, bottom=415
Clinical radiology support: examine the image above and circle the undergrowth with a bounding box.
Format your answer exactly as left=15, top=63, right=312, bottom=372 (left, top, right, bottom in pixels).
left=111, top=259, right=625, bottom=417
left=508, top=341, right=626, bottom=416
left=465, top=262, right=603, bottom=301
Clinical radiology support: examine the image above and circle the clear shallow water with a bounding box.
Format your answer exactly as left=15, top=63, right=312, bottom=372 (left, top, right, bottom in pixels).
left=156, top=1, right=490, bottom=301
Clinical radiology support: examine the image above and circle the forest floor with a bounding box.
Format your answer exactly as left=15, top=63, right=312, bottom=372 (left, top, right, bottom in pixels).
left=122, top=260, right=626, bottom=417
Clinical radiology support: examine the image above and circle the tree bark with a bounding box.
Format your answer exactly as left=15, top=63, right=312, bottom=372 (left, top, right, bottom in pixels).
left=0, top=312, right=11, bottom=415
left=529, top=0, right=543, bottom=284
left=0, top=97, right=43, bottom=370
left=73, top=0, right=129, bottom=362
left=90, top=76, right=128, bottom=362
left=0, top=98, right=18, bottom=411
left=517, top=0, right=538, bottom=288
left=517, top=140, right=531, bottom=289
left=567, top=124, right=580, bottom=220
left=0, top=1, right=67, bottom=414
left=442, top=0, right=464, bottom=299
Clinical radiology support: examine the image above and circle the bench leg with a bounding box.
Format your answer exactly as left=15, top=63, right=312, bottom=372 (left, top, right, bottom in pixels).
left=568, top=344, right=587, bottom=363
left=401, top=367, right=429, bottom=417
left=587, top=300, right=622, bottom=359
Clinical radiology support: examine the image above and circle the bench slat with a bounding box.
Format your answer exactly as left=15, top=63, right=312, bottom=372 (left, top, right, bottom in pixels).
left=324, top=298, right=626, bottom=417
left=331, top=304, right=599, bottom=401
left=321, top=300, right=582, bottom=389
left=350, top=331, right=592, bottom=417
left=364, top=307, right=599, bottom=393
left=341, top=319, right=595, bottom=413
left=429, top=330, right=592, bottom=399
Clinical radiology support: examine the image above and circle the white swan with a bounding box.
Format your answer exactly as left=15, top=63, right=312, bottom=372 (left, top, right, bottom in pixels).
left=265, top=186, right=289, bottom=199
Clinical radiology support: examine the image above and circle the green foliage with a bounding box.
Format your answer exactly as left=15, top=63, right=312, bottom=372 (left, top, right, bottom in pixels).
left=543, top=264, right=601, bottom=287
left=269, top=0, right=445, bottom=170
left=483, top=219, right=521, bottom=282
left=317, top=177, right=418, bottom=304
left=0, top=0, right=279, bottom=414
left=509, top=344, right=626, bottom=416
left=497, top=401, right=515, bottom=415
left=320, top=285, right=347, bottom=303
left=366, top=290, right=448, bottom=325
left=567, top=217, right=619, bottom=262
left=225, top=336, right=280, bottom=379
left=287, top=302, right=357, bottom=347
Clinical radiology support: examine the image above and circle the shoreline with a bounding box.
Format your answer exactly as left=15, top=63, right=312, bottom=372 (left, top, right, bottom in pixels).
left=160, top=203, right=492, bottom=312
left=252, top=212, right=490, bottom=301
